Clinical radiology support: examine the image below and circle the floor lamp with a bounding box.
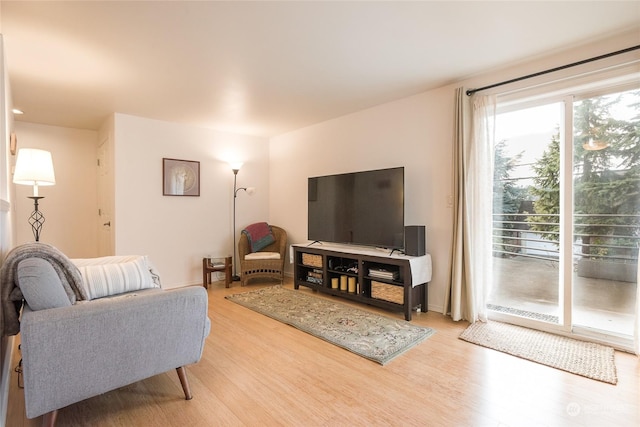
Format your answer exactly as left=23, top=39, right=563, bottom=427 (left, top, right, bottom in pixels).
left=13, top=148, right=56, bottom=242
left=231, top=163, right=255, bottom=281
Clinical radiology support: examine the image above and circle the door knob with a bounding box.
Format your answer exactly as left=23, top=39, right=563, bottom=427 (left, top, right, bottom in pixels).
left=103, top=221, right=111, bottom=226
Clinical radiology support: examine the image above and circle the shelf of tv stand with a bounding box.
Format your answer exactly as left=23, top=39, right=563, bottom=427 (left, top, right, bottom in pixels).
left=293, top=243, right=431, bottom=321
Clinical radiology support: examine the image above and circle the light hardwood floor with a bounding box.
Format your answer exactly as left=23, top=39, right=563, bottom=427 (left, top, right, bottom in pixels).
left=7, top=278, right=640, bottom=427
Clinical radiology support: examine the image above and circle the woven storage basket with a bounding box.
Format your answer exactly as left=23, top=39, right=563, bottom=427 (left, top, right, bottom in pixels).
left=302, top=253, right=322, bottom=268
left=371, top=281, right=403, bottom=304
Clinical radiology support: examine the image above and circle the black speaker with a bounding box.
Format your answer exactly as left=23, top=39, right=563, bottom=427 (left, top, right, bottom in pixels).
left=405, top=225, right=426, bottom=256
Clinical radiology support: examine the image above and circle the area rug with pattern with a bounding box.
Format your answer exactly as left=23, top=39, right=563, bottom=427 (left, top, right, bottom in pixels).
left=460, top=320, right=617, bottom=384
left=226, top=286, right=435, bottom=365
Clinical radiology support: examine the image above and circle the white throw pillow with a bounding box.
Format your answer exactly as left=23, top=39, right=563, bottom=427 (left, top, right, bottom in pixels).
left=72, top=255, right=159, bottom=300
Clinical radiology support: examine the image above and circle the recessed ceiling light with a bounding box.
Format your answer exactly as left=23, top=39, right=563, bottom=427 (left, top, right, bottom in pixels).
left=12, top=108, right=24, bottom=115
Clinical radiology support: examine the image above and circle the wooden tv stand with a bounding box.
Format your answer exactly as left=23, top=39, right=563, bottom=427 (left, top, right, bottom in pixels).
left=293, top=243, right=431, bottom=321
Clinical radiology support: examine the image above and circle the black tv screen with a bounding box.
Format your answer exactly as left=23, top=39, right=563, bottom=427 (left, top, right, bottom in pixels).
left=308, top=167, right=404, bottom=249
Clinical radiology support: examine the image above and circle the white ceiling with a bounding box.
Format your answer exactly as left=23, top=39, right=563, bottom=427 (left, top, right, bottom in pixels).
left=1, top=1, right=639, bottom=138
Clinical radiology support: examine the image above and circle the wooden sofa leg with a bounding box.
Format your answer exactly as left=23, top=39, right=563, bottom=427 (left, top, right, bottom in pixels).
left=176, top=367, right=193, bottom=400
left=42, top=410, right=58, bottom=427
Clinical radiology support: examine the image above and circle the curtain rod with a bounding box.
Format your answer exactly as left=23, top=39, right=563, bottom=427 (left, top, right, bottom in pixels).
left=466, top=45, right=640, bottom=96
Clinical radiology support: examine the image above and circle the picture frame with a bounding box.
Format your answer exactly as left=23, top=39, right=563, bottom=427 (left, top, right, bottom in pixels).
left=163, top=158, right=200, bottom=196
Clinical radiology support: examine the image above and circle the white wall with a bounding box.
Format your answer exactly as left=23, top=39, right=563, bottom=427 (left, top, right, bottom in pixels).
left=0, top=32, right=15, bottom=427
left=13, top=122, right=98, bottom=258
left=270, top=88, right=455, bottom=313
left=112, top=113, right=270, bottom=288
left=0, top=35, right=14, bottom=255
left=270, top=30, right=640, bottom=314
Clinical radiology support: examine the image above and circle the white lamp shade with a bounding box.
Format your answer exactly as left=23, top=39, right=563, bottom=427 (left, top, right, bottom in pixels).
left=229, top=162, right=243, bottom=172
left=13, top=148, right=56, bottom=186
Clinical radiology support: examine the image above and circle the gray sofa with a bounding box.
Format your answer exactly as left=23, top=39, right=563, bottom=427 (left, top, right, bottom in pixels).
left=1, top=243, right=210, bottom=426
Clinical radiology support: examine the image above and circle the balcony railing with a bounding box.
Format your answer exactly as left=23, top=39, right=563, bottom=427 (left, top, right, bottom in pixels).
left=492, top=212, right=640, bottom=264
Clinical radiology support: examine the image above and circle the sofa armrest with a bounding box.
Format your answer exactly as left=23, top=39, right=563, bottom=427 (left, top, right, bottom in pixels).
left=20, top=286, right=210, bottom=419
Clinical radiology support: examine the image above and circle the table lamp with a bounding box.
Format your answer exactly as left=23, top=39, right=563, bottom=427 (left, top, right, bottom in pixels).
left=13, top=148, right=56, bottom=242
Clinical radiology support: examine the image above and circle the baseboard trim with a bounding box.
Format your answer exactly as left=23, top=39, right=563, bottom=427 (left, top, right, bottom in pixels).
left=426, top=303, right=443, bottom=314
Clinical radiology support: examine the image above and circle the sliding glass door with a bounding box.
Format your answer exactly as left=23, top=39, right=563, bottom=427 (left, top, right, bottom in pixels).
left=572, top=89, right=639, bottom=339
left=490, top=102, right=563, bottom=324
left=489, top=85, right=639, bottom=347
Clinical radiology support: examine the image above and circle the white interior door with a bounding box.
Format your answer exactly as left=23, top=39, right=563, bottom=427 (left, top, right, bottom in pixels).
left=97, top=136, right=113, bottom=256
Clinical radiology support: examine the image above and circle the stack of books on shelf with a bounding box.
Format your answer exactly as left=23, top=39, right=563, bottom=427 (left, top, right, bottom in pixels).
left=306, top=269, right=323, bottom=285
left=368, top=268, right=398, bottom=281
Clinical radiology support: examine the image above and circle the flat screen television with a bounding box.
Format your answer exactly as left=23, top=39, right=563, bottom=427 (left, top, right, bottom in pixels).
left=308, top=167, right=404, bottom=249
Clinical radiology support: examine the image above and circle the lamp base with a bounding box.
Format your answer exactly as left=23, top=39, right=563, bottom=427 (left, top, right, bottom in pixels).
left=27, top=196, right=45, bottom=242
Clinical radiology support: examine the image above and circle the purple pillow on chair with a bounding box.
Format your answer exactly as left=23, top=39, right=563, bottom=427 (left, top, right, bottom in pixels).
left=242, top=222, right=275, bottom=252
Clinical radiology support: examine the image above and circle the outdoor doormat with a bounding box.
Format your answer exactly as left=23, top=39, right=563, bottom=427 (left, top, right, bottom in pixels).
left=460, top=320, right=617, bottom=384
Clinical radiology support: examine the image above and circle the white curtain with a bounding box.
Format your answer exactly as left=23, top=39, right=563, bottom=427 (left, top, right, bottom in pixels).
left=445, top=88, right=496, bottom=323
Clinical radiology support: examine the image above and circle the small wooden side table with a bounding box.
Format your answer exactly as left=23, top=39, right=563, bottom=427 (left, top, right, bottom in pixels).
left=203, top=256, right=232, bottom=288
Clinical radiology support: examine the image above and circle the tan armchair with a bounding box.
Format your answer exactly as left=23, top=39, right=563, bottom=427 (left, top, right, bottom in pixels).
left=238, top=225, right=287, bottom=286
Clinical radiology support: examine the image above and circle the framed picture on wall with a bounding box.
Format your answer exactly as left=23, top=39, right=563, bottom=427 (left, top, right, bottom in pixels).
left=163, top=158, right=200, bottom=196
